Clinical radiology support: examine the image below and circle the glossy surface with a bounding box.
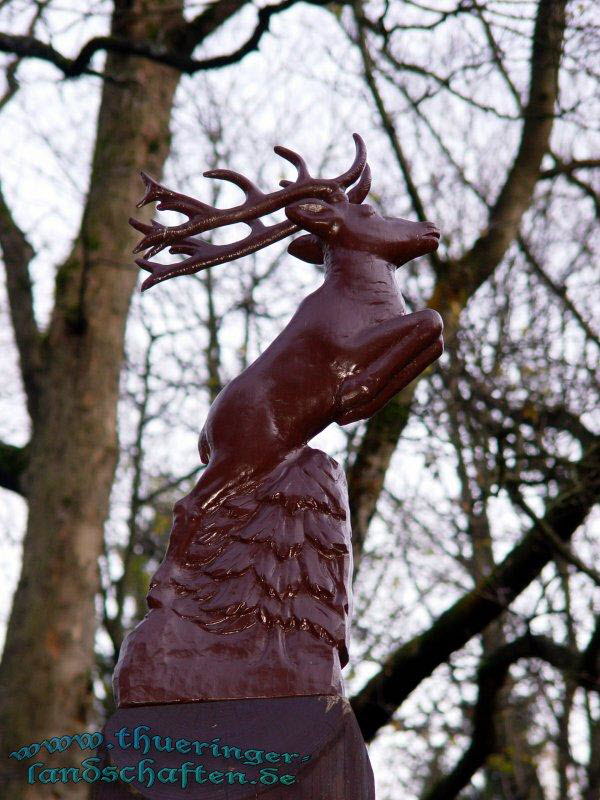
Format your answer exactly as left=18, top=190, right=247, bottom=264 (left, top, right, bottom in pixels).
left=114, top=135, right=443, bottom=707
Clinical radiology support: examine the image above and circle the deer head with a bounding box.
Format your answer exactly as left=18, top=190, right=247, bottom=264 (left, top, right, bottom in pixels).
left=285, top=196, right=440, bottom=267
left=130, top=134, right=438, bottom=290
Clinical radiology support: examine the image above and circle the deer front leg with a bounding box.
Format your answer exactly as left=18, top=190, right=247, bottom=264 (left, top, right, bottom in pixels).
left=335, top=309, right=443, bottom=424
left=336, top=338, right=443, bottom=425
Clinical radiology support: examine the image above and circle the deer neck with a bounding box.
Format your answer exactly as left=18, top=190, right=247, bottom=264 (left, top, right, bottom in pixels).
left=324, top=245, right=397, bottom=292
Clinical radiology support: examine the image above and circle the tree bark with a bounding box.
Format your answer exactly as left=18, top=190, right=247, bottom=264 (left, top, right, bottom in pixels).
left=0, top=3, right=183, bottom=796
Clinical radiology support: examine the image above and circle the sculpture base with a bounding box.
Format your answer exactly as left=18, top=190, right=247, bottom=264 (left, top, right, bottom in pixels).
left=114, top=610, right=344, bottom=706
left=92, top=696, right=374, bottom=799
left=113, top=447, right=354, bottom=707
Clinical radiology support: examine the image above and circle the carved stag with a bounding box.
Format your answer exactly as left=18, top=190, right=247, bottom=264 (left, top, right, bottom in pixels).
left=114, top=135, right=443, bottom=707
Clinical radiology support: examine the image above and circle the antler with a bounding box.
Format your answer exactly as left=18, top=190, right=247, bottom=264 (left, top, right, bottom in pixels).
left=347, top=163, right=371, bottom=204
left=131, top=133, right=368, bottom=291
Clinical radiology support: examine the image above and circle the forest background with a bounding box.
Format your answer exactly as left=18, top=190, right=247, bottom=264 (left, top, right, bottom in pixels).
left=0, top=1, right=598, bottom=798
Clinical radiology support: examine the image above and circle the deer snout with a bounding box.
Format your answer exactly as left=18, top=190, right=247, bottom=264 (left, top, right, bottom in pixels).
left=414, top=222, right=440, bottom=256
left=421, top=222, right=440, bottom=239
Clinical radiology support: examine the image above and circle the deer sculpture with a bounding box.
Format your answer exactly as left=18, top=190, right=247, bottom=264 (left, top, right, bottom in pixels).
left=113, top=134, right=443, bottom=710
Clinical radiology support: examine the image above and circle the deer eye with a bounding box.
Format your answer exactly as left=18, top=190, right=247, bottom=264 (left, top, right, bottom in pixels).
left=299, top=202, right=328, bottom=213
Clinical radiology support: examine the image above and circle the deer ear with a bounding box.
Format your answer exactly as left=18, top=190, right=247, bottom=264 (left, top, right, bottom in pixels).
left=285, top=199, right=341, bottom=238
left=288, top=234, right=324, bottom=264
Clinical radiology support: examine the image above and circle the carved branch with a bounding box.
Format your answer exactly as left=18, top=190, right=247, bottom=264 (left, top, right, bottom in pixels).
left=351, top=438, right=600, bottom=741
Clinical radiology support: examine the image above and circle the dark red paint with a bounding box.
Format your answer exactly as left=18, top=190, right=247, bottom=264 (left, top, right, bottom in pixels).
left=93, top=697, right=374, bottom=799
left=115, top=134, right=443, bottom=707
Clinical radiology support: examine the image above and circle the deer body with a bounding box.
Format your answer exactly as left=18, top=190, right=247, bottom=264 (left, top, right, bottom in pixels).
left=114, top=135, right=443, bottom=707
left=190, top=244, right=441, bottom=526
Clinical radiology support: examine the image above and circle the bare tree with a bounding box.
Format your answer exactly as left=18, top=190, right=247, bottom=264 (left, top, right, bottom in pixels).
left=0, top=2, right=342, bottom=797
left=0, top=1, right=597, bottom=798
left=335, top=0, right=599, bottom=796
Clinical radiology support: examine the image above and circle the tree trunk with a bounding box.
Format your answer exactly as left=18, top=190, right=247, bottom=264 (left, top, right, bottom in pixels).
left=0, top=3, right=183, bottom=796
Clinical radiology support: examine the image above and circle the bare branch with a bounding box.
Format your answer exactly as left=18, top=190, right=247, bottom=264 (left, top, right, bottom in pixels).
left=507, top=486, right=600, bottom=587
left=518, top=235, right=600, bottom=348
left=351, top=438, right=600, bottom=741
left=0, top=0, right=49, bottom=110
left=176, top=0, right=251, bottom=51
left=346, top=0, right=569, bottom=565
left=473, top=5, right=523, bottom=112
left=0, top=0, right=343, bottom=79
left=456, top=0, right=567, bottom=283
left=561, top=171, right=600, bottom=219
left=422, top=634, right=599, bottom=800
left=0, top=182, right=42, bottom=420
left=352, top=3, right=443, bottom=274
left=540, top=159, right=600, bottom=179
left=0, top=56, right=19, bottom=112
left=465, top=377, right=597, bottom=446
left=0, top=441, right=28, bottom=496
